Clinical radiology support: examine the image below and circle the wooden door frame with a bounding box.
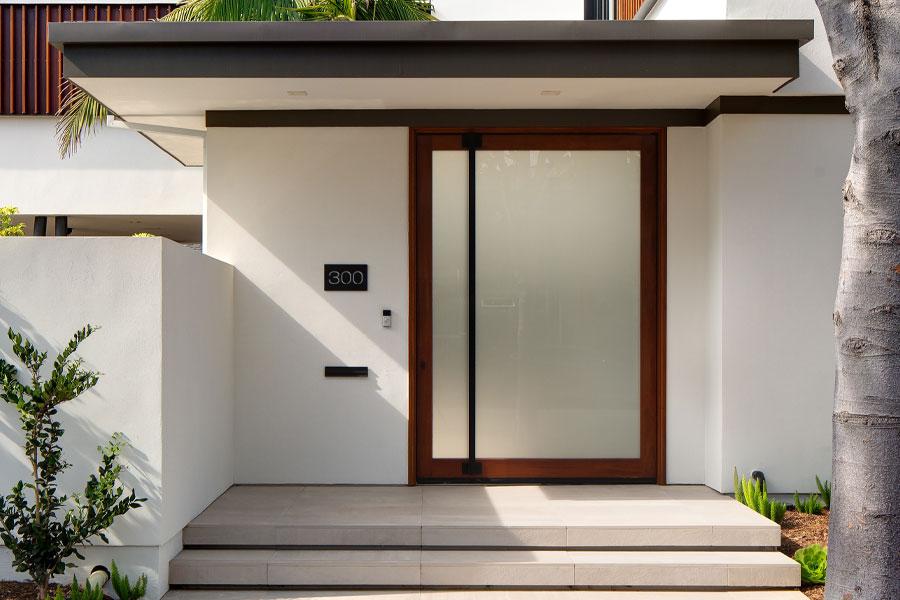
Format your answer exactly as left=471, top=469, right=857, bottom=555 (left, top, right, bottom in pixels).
left=408, top=127, right=667, bottom=484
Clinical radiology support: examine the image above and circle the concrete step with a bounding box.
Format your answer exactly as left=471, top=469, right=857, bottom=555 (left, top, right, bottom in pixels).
left=168, top=549, right=800, bottom=589
left=183, top=486, right=781, bottom=549
left=164, top=591, right=811, bottom=600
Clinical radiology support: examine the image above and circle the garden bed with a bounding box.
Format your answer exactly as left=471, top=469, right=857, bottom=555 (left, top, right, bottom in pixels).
left=0, top=582, right=113, bottom=600
left=780, top=508, right=829, bottom=600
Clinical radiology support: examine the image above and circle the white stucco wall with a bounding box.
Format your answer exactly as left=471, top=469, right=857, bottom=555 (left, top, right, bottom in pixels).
left=665, top=127, right=713, bottom=485
left=431, top=0, right=583, bottom=20
left=667, top=114, right=850, bottom=492
left=205, top=127, right=410, bottom=484
left=715, top=114, right=850, bottom=493
left=0, top=118, right=201, bottom=216
left=0, top=238, right=233, bottom=599
left=160, top=241, right=235, bottom=540
left=649, top=0, right=727, bottom=20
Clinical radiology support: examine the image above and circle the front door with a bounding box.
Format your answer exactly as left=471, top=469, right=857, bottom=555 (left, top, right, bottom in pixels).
left=413, top=130, right=663, bottom=482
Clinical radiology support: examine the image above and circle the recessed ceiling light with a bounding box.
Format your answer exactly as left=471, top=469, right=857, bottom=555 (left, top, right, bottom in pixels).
left=540, top=90, right=562, bottom=96
left=287, top=90, right=309, bottom=97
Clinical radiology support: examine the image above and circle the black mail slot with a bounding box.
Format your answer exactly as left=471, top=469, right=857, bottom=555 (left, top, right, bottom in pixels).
left=324, top=366, right=369, bottom=378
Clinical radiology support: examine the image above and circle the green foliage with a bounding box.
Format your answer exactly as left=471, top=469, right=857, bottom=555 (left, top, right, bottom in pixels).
left=56, top=83, right=108, bottom=159
left=57, top=0, right=434, bottom=157
left=130, top=233, right=156, bottom=238
left=793, top=491, right=824, bottom=515
left=69, top=576, right=105, bottom=600
left=815, top=475, right=831, bottom=509
left=733, top=467, right=787, bottom=524
left=110, top=561, right=147, bottom=600
left=1, top=206, right=26, bottom=237
left=162, top=0, right=433, bottom=22
left=794, top=543, right=827, bottom=584
left=0, top=326, right=145, bottom=600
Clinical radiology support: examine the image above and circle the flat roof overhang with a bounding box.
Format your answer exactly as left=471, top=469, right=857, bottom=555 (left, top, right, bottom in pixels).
left=49, top=20, right=815, bottom=166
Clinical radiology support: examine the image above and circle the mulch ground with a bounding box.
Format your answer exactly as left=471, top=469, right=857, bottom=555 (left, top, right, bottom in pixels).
left=780, top=508, right=829, bottom=600
left=0, top=581, right=113, bottom=600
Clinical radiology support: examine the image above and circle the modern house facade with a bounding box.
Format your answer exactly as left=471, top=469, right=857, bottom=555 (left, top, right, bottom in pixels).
left=1, top=0, right=848, bottom=597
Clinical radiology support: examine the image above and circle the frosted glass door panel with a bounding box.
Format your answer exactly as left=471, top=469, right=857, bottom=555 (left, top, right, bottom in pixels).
left=431, top=151, right=469, bottom=458
left=475, top=150, right=641, bottom=459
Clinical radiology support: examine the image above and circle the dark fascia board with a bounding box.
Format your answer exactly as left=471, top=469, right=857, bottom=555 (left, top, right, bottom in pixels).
left=50, top=20, right=814, bottom=46
left=204, top=96, right=848, bottom=128
left=50, top=20, right=812, bottom=80
left=207, top=109, right=708, bottom=128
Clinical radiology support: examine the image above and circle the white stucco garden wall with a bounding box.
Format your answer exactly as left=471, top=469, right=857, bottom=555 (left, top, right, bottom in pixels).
left=0, top=118, right=201, bottom=216
left=205, top=127, right=409, bottom=484
left=0, top=238, right=234, bottom=599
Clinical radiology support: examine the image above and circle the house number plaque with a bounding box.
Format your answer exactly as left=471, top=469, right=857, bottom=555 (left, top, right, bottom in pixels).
left=324, top=264, right=368, bottom=291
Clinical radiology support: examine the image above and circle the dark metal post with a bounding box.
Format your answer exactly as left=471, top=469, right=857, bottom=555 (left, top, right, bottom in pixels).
left=33, top=216, right=47, bottom=236
left=461, top=132, right=482, bottom=476
left=54, top=216, right=71, bottom=236
left=584, top=0, right=612, bottom=20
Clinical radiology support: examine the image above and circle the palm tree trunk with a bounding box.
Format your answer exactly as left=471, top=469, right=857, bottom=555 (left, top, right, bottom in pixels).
left=814, top=2, right=900, bottom=599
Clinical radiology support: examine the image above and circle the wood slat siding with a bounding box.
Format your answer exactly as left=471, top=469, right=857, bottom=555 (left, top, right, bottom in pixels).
left=0, top=3, right=172, bottom=115
left=617, top=0, right=645, bottom=20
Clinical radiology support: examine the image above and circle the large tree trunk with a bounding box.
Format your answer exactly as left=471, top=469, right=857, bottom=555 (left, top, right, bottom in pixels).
left=814, top=2, right=900, bottom=599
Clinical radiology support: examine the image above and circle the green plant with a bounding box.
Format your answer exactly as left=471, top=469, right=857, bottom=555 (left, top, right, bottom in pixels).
left=815, top=475, right=831, bottom=509
left=69, top=576, right=105, bottom=600
left=130, top=233, right=155, bottom=238
left=793, top=491, right=824, bottom=515
left=0, top=326, right=145, bottom=600
left=794, top=543, right=827, bottom=584
left=1, top=206, right=26, bottom=237
left=110, top=561, right=147, bottom=600
left=733, top=468, right=787, bottom=524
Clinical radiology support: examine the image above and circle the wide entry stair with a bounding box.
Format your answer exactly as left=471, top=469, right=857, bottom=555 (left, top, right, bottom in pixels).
left=168, top=485, right=803, bottom=599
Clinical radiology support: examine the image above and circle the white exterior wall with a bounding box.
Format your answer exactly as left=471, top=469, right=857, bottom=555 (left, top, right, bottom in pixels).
left=715, top=114, right=850, bottom=492
left=431, top=0, right=582, bottom=21
left=0, top=238, right=233, bottom=599
left=667, top=115, right=851, bottom=493
left=205, top=127, right=409, bottom=484
left=649, top=0, right=727, bottom=20
left=665, top=127, right=714, bottom=486
left=0, top=118, right=201, bottom=216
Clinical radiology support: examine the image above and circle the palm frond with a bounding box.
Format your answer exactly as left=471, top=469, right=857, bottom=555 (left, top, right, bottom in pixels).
left=56, top=82, right=108, bottom=159
left=358, top=0, right=434, bottom=21
left=161, top=0, right=303, bottom=22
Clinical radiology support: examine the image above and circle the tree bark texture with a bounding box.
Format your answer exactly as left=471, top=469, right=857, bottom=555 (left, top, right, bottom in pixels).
left=815, top=2, right=900, bottom=599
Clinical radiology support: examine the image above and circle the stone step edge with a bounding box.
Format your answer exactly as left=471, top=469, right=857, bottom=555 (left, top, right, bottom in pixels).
left=169, top=549, right=800, bottom=589
left=182, top=545, right=781, bottom=551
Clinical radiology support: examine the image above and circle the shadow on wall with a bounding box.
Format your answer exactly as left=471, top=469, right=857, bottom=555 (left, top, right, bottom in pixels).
left=233, top=271, right=408, bottom=483
left=0, top=305, right=161, bottom=541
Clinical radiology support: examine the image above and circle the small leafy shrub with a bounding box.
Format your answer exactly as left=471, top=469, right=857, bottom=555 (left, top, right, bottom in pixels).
left=111, top=561, right=147, bottom=600
left=733, top=468, right=787, bottom=524
left=1, top=206, right=26, bottom=237
left=0, top=326, right=145, bottom=600
left=815, top=475, right=831, bottom=509
left=69, top=576, right=105, bottom=600
left=131, top=233, right=155, bottom=238
left=794, top=543, right=827, bottom=584
left=793, top=491, right=824, bottom=515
